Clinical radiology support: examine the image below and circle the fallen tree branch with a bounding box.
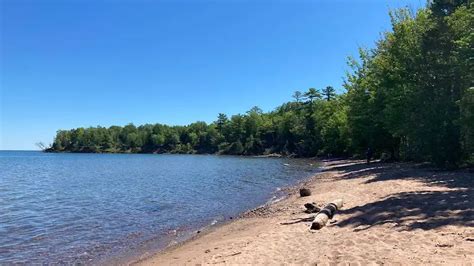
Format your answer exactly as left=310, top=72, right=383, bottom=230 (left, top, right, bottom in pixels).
left=304, top=202, right=321, bottom=213
left=280, top=216, right=315, bottom=225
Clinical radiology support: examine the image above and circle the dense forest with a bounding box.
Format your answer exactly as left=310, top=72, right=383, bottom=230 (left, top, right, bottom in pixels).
left=48, top=1, right=473, bottom=168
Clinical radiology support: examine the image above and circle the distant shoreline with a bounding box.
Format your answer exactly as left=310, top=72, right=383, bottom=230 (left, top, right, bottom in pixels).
left=42, top=149, right=316, bottom=159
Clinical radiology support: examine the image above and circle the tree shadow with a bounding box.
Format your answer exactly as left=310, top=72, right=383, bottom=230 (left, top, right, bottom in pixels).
left=337, top=189, right=473, bottom=231
left=327, top=161, right=474, bottom=189
left=325, top=161, right=474, bottom=231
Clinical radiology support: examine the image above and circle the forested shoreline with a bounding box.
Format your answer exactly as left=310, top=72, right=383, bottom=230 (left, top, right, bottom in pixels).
left=48, top=1, right=473, bottom=168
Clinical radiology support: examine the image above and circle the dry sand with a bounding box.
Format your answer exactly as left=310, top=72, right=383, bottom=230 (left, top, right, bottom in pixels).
left=135, top=160, right=474, bottom=265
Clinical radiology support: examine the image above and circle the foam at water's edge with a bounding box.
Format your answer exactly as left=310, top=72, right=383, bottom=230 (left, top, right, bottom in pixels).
left=128, top=167, right=321, bottom=265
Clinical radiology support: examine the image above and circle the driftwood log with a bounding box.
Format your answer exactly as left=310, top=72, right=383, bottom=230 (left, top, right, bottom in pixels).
left=310, top=199, right=343, bottom=230
left=304, top=202, right=321, bottom=213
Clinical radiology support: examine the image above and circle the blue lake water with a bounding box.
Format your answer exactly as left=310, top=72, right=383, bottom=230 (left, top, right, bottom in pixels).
left=0, top=151, right=319, bottom=264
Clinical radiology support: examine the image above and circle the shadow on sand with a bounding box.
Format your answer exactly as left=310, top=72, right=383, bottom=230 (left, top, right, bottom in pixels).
left=324, top=161, right=474, bottom=231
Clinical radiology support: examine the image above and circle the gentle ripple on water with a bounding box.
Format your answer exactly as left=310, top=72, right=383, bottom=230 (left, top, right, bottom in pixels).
left=0, top=151, right=319, bottom=264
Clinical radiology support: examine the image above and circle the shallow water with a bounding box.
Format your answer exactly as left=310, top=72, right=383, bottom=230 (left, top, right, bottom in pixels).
left=0, top=151, right=319, bottom=264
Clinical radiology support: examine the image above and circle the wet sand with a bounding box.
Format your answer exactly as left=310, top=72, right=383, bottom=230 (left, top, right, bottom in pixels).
left=135, top=160, right=474, bottom=265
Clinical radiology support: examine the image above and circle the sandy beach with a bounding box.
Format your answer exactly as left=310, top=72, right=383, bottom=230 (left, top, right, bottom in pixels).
left=135, top=160, right=474, bottom=265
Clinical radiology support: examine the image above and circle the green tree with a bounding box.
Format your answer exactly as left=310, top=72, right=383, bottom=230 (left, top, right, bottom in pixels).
left=322, top=86, right=336, bottom=101
left=292, top=91, right=303, bottom=103
left=304, top=88, right=322, bottom=103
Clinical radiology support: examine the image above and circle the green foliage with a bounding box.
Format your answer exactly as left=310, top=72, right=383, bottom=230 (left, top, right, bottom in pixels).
left=322, top=86, right=336, bottom=101
left=343, top=1, right=472, bottom=167
left=49, top=2, right=472, bottom=167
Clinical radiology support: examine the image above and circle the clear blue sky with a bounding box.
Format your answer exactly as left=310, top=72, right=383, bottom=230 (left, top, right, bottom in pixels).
left=1, top=0, right=424, bottom=150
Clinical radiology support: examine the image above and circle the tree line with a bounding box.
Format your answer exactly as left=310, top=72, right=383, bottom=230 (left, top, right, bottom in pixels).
left=48, top=1, right=473, bottom=168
